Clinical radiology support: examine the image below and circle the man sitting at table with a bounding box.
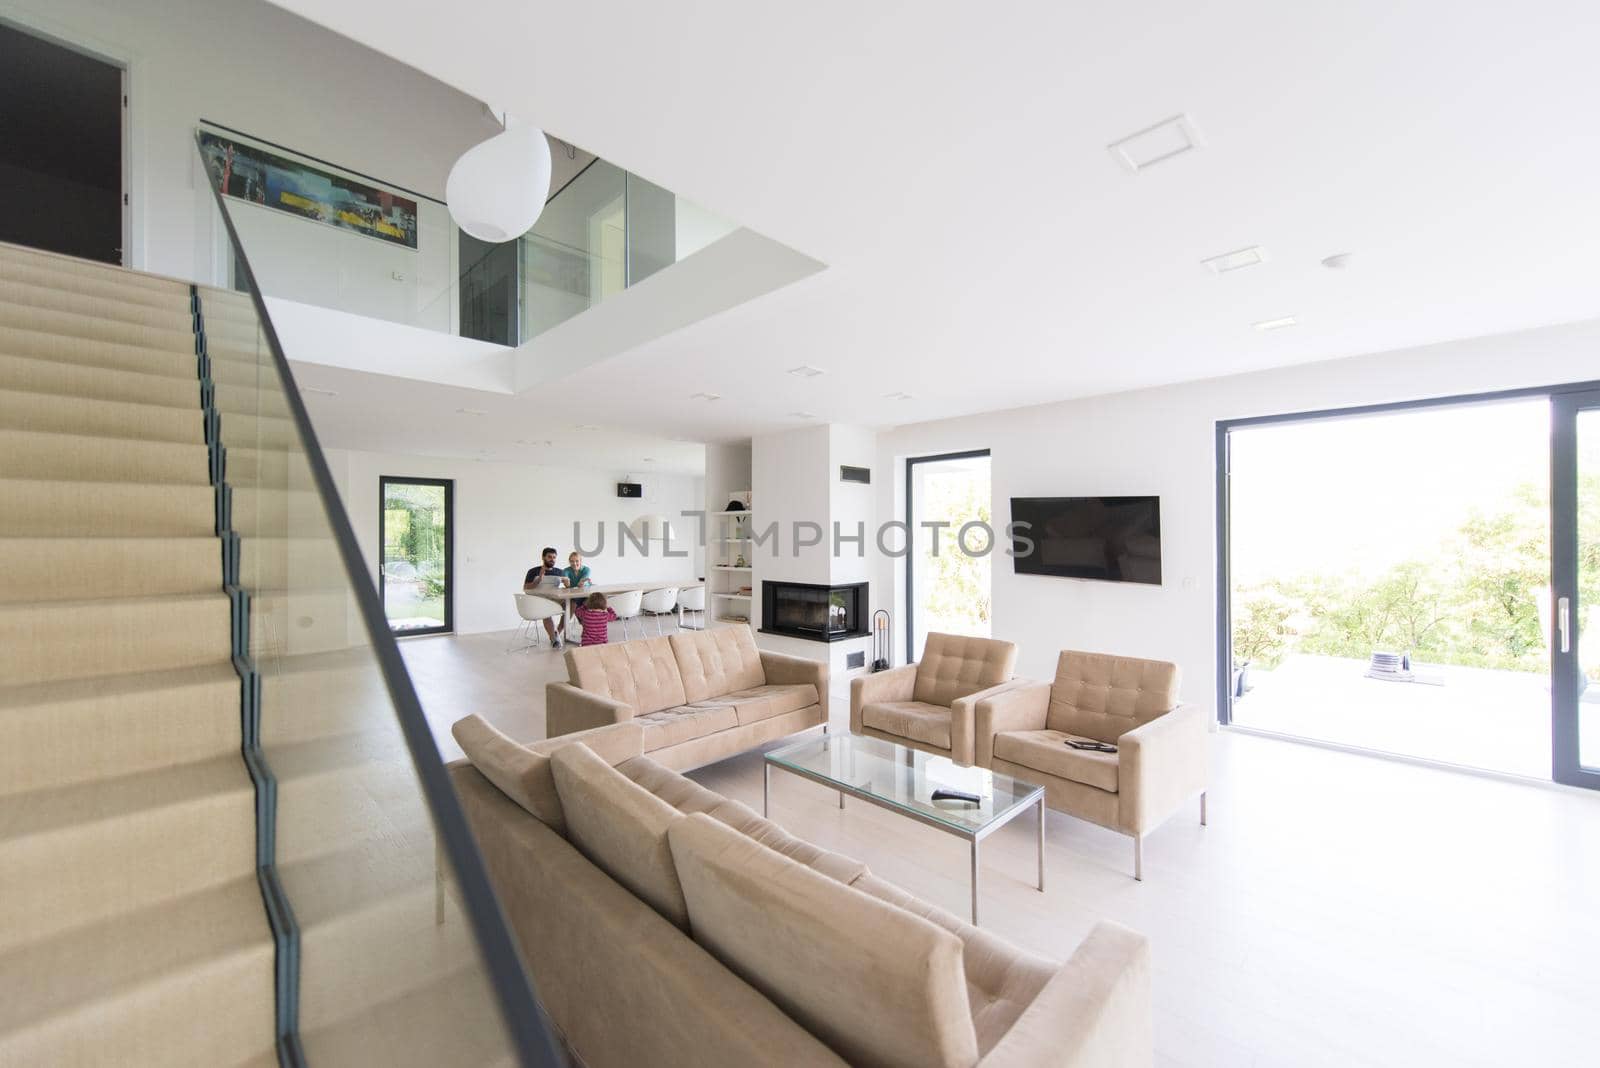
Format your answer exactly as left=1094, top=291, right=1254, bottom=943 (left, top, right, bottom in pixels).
left=523, top=546, right=567, bottom=648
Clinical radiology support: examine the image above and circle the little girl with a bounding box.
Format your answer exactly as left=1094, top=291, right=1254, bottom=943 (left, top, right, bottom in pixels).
left=571, top=591, right=619, bottom=646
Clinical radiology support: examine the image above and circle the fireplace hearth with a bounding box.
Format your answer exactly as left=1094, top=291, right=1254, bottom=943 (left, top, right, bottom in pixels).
left=760, top=581, right=868, bottom=642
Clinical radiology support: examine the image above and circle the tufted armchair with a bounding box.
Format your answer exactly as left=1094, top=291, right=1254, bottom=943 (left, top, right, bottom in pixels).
left=849, top=633, right=1019, bottom=765
left=975, top=650, right=1207, bottom=880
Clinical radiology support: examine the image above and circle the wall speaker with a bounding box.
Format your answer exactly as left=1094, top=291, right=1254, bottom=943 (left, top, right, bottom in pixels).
left=617, top=482, right=642, bottom=498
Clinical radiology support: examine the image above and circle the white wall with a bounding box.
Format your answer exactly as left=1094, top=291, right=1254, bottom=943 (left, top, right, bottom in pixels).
left=0, top=0, right=496, bottom=289
left=874, top=316, right=1600, bottom=717
left=325, top=449, right=704, bottom=635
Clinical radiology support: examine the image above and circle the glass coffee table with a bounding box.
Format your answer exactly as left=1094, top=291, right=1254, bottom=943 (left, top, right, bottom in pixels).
left=764, top=732, right=1045, bottom=925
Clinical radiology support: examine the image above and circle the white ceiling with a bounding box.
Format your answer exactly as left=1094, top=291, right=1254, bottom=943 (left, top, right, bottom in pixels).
left=268, top=0, right=1600, bottom=446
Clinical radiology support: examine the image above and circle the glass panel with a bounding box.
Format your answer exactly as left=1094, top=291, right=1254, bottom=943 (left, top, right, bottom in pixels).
left=908, top=454, right=993, bottom=660
left=1577, top=409, right=1599, bottom=771
left=381, top=479, right=451, bottom=635
left=1228, top=401, right=1553, bottom=778
left=197, top=132, right=541, bottom=1063
left=520, top=159, right=625, bottom=341
left=766, top=733, right=1040, bottom=835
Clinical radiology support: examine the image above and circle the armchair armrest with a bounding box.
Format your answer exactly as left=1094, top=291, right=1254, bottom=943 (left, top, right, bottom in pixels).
left=1118, top=703, right=1208, bottom=835
left=849, top=664, right=916, bottom=734
left=545, top=681, right=633, bottom=738
left=977, top=921, right=1151, bottom=1067
left=974, top=681, right=1052, bottom=767
left=759, top=649, right=829, bottom=705
left=948, top=679, right=1027, bottom=766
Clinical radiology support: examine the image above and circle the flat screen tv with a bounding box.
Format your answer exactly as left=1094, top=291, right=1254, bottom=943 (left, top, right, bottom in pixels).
left=1009, top=496, right=1162, bottom=585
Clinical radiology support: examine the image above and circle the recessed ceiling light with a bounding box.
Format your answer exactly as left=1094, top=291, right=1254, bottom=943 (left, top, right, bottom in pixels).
left=513, top=438, right=554, bottom=446
left=455, top=407, right=488, bottom=416
left=787, top=365, right=825, bottom=378
left=1253, top=316, right=1298, bottom=331
left=690, top=391, right=722, bottom=401
left=300, top=386, right=339, bottom=397
left=643, top=457, right=656, bottom=463
left=1201, top=246, right=1267, bottom=275
left=788, top=410, right=817, bottom=419
left=883, top=391, right=914, bottom=401
left=575, top=423, right=601, bottom=431
left=1107, top=114, right=1203, bottom=173
left=1321, top=252, right=1353, bottom=270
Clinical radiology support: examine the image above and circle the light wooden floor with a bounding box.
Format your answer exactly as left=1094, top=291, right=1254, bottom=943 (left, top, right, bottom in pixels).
left=402, top=629, right=1600, bottom=1067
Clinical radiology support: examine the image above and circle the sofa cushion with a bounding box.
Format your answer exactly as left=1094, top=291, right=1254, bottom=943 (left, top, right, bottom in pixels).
left=913, top=633, right=1017, bottom=708
left=667, top=813, right=980, bottom=1068
left=670, top=626, right=766, bottom=703
left=566, top=636, right=687, bottom=715
left=450, top=715, right=644, bottom=836
left=861, top=700, right=953, bottom=751
left=692, top=682, right=819, bottom=726
left=635, top=703, right=739, bottom=751
left=618, top=757, right=868, bottom=886
left=550, top=742, right=689, bottom=929
left=992, top=729, right=1119, bottom=793
left=1045, top=650, right=1180, bottom=743
left=852, top=872, right=1057, bottom=1057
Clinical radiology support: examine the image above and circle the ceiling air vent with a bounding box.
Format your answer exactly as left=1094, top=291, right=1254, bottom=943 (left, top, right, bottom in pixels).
left=1107, top=114, right=1203, bottom=173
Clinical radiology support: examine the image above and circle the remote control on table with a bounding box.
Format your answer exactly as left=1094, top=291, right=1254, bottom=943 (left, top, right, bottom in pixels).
left=931, top=788, right=981, bottom=805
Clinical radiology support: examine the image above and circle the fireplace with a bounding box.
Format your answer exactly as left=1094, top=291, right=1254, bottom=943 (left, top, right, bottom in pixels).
left=760, top=581, right=868, bottom=642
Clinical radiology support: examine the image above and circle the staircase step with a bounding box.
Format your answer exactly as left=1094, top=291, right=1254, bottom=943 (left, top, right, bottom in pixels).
left=0, top=276, right=193, bottom=330
left=0, top=352, right=200, bottom=411
left=0, top=258, right=189, bottom=313
left=0, top=388, right=205, bottom=444
left=0, top=325, right=196, bottom=380
left=0, top=592, right=232, bottom=684
left=0, top=241, right=188, bottom=296
left=0, top=428, right=210, bottom=485
left=0, top=300, right=197, bottom=355
left=0, top=753, right=255, bottom=953
left=0, top=876, right=275, bottom=1066
left=0, top=478, right=215, bottom=536
left=0, top=663, right=241, bottom=797
left=0, top=536, right=219, bottom=603
left=299, top=966, right=516, bottom=1068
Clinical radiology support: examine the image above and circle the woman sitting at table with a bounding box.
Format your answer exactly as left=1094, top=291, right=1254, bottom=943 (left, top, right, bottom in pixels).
left=564, top=551, right=593, bottom=590
left=523, top=546, right=567, bottom=647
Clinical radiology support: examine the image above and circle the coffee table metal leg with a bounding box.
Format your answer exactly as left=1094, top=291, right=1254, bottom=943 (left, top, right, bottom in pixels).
left=763, top=763, right=769, bottom=817
left=970, top=839, right=980, bottom=926
left=1037, top=798, right=1045, bottom=892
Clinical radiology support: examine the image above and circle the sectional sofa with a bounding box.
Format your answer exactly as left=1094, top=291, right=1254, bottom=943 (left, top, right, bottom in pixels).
left=545, top=624, right=827, bottom=770
left=449, top=715, right=1154, bottom=1068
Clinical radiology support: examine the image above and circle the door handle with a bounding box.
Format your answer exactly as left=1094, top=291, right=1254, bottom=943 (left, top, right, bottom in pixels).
left=1558, top=596, right=1571, bottom=654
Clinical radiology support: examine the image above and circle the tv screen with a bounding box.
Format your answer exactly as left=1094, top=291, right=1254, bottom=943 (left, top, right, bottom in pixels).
left=1009, top=496, right=1162, bottom=585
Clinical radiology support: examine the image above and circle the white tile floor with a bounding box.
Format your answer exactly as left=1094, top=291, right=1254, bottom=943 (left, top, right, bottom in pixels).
left=402, top=630, right=1600, bottom=1067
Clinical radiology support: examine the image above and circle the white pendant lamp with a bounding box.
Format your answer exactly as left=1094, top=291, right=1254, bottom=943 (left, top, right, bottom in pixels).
left=446, top=120, right=552, bottom=243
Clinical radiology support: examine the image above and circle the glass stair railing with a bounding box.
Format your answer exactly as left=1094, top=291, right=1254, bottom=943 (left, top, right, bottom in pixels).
left=194, top=131, right=562, bottom=1067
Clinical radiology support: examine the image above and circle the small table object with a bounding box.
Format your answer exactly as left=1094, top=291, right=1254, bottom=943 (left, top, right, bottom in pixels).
left=763, top=732, right=1045, bottom=925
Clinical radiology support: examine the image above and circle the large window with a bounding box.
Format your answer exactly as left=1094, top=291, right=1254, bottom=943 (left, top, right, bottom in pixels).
left=906, top=451, right=992, bottom=662
left=380, top=477, right=453, bottom=636
left=1221, top=389, right=1600, bottom=789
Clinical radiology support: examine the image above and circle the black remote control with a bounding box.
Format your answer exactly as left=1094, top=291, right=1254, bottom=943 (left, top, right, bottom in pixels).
left=931, top=788, right=981, bottom=805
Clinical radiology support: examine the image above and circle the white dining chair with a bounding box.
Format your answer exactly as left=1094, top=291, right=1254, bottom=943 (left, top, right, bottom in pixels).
left=509, top=593, right=564, bottom=652
left=640, top=587, right=680, bottom=635
left=677, top=585, right=707, bottom=630
left=607, top=589, right=644, bottom=640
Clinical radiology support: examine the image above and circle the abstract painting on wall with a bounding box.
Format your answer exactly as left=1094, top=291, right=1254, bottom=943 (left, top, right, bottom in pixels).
left=199, top=130, right=419, bottom=249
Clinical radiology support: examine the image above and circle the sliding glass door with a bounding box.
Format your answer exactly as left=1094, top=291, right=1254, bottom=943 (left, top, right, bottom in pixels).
left=906, top=450, right=992, bottom=663
left=1552, top=391, right=1600, bottom=788
left=380, top=477, right=453, bottom=636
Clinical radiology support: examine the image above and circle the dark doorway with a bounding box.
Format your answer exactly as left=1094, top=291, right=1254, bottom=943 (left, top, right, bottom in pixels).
left=459, top=231, right=519, bottom=344
left=0, top=22, right=124, bottom=264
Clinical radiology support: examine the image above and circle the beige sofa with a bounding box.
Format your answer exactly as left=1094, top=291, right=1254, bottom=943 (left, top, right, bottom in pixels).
left=449, top=715, right=1153, bottom=1068
left=546, top=624, right=826, bottom=771
left=975, top=650, right=1208, bottom=880
left=850, top=632, right=1019, bottom=765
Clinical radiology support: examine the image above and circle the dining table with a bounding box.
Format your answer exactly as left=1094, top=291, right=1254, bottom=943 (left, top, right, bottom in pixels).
left=526, top=580, right=705, bottom=633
